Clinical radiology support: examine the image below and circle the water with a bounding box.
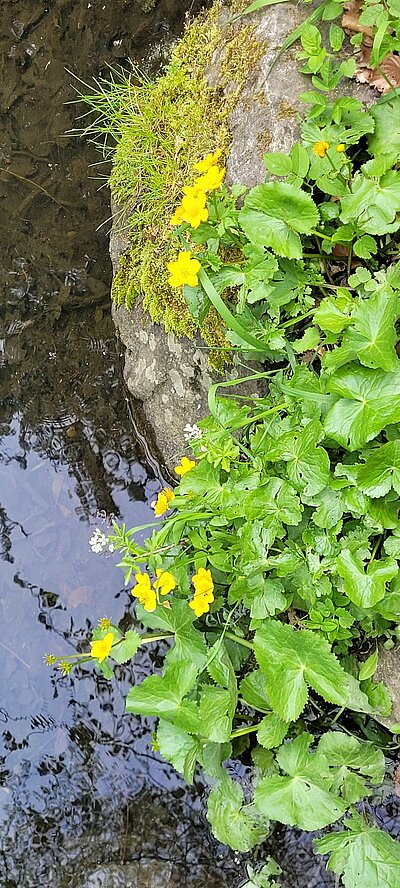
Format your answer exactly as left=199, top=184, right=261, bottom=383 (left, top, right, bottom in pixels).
left=1, top=2, right=399, bottom=886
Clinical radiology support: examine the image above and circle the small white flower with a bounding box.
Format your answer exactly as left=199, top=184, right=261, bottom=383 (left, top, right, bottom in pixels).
left=183, top=423, right=202, bottom=442
left=89, top=528, right=109, bottom=555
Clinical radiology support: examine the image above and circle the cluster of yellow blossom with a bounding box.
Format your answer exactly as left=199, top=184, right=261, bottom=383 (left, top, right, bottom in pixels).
left=153, top=486, right=175, bottom=517
left=313, top=141, right=346, bottom=158
left=167, top=150, right=225, bottom=289
left=189, top=567, right=214, bottom=617
left=132, top=569, right=177, bottom=612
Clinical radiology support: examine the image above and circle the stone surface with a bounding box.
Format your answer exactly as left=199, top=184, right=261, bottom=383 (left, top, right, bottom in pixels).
left=374, top=646, right=400, bottom=728
left=110, top=2, right=375, bottom=472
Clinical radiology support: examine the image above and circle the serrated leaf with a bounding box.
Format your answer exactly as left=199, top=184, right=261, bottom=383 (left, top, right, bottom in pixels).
left=254, top=733, right=347, bottom=830
left=316, top=814, right=400, bottom=888
left=340, top=170, right=400, bottom=236
left=358, top=441, right=400, bottom=498
left=239, top=182, right=319, bottom=260
left=207, top=773, right=269, bottom=852
left=240, top=669, right=271, bottom=712
left=126, top=660, right=199, bottom=731
left=266, top=420, right=331, bottom=496
left=111, top=629, right=142, bottom=664
left=337, top=549, right=397, bottom=608
left=257, top=713, right=289, bottom=749
left=264, top=152, right=292, bottom=177
left=199, top=686, right=233, bottom=743
left=324, top=364, right=400, bottom=450
left=359, top=649, right=379, bottom=681
left=317, top=731, right=385, bottom=803
left=136, top=599, right=208, bottom=669
left=156, top=720, right=200, bottom=783
left=254, top=622, right=370, bottom=722
left=339, top=290, right=400, bottom=372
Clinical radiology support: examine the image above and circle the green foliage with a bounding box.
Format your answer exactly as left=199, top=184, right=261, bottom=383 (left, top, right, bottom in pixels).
left=315, top=813, right=400, bottom=887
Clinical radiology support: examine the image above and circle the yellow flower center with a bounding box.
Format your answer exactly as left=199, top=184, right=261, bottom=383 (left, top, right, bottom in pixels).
left=313, top=141, right=330, bottom=158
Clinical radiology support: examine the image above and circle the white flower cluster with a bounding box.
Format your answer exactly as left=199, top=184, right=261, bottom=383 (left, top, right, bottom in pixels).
left=89, top=527, right=114, bottom=554
left=183, top=423, right=202, bottom=442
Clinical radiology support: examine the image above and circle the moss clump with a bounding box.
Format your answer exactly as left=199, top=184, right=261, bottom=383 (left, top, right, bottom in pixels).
left=96, top=1, right=265, bottom=365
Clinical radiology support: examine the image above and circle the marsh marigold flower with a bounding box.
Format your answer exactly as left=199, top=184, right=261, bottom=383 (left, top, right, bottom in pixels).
left=194, top=149, right=222, bottom=173
left=189, top=567, right=214, bottom=617
left=132, top=572, right=157, bottom=612
left=194, top=166, right=225, bottom=192
left=175, top=456, right=196, bottom=476
left=153, top=487, right=175, bottom=517
left=154, top=569, right=176, bottom=596
left=99, top=617, right=111, bottom=630
left=180, top=192, right=208, bottom=229
left=336, top=143, right=346, bottom=153
left=313, top=141, right=330, bottom=158
left=170, top=204, right=185, bottom=226
left=91, top=632, right=114, bottom=662
left=167, top=251, right=201, bottom=289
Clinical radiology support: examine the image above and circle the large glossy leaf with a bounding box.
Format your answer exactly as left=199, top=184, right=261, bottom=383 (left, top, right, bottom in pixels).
left=239, top=182, right=319, bottom=259
left=254, top=622, right=371, bottom=722
left=324, top=364, right=400, bottom=449
left=266, top=419, right=331, bottom=496
left=325, top=289, right=400, bottom=372
left=207, top=773, right=269, bottom=852
left=358, top=440, right=400, bottom=497
left=336, top=549, right=397, bottom=609
left=340, top=170, right=400, bottom=235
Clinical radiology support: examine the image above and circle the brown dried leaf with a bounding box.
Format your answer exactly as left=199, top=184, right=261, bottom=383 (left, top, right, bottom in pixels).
left=355, top=52, right=400, bottom=93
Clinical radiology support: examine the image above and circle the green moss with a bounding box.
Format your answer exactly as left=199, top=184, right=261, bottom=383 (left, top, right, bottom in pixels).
left=92, top=1, right=266, bottom=364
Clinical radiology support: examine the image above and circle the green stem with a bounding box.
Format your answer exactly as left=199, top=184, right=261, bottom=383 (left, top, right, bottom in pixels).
left=225, top=630, right=254, bottom=650
left=311, top=229, right=333, bottom=241
left=139, top=632, right=174, bottom=644
left=230, top=723, right=259, bottom=739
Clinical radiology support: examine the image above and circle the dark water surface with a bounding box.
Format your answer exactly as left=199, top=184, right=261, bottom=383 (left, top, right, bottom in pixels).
left=1, top=3, right=398, bottom=887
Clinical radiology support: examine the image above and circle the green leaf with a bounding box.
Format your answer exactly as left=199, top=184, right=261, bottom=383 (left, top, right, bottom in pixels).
left=264, top=152, right=292, bottom=177
left=368, top=95, right=400, bottom=159
left=239, top=182, right=319, bottom=259
left=126, top=660, right=199, bottom=730
left=266, top=420, right=331, bottom=496
left=340, top=170, right=400, bottom=236
left=324, top=364, right=400, bottom=450
left=329, top=23, right=344, bottom=51
left=254, top=733, right=347, bottom=830
left=358, top=441, right=400, bottom=497
left=240, top=669, right=271, bottom=712
left=254, top=622, right=370, bottom=722
left=257, top=712, right=289, bottom=749
left=337, top=549, right=398, bottom=608
left=198, top=686, right=233, bottom=742
left=207, top=772, right=269, bottom=852
left=317, top=731, right=385, bottom=803
left=316, top=813, right=400, bottom=888
left=156, top=720, right=200, bottom=783
left=136, top=599, right=208, bottom=669
left=110, top=629, right=142, bottom=664
left=334, top=289, right=400, bottom=372
left=243, top=476, right=302, bottom=526
left=359, top=649, right=379, bottom=682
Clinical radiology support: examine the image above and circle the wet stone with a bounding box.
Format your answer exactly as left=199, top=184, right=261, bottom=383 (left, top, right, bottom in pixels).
left=81, top=861, right=176, bottom=888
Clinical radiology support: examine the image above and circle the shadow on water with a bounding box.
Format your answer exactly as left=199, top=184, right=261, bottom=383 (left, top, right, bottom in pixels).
left=1, top=2, right=399, bottom=886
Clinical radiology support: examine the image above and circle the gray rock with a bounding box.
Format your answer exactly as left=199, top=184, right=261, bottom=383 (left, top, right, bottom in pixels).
left=110, top=2, right=374, bottom=471
left=374, top=647, right=400, bottom=728
left=81, top=861, right=176, bottom=888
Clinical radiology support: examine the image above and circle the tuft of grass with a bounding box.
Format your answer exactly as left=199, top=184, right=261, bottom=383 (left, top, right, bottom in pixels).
left=75, top=1, right=266, bottom=368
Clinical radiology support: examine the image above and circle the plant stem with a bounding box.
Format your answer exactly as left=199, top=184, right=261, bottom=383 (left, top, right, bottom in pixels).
left=230, top=723, right=259, bottom=739
left=225, top=630, right=254, bottom=650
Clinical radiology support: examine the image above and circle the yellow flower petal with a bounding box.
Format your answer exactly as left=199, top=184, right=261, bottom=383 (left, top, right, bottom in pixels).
left=193, top=149, right=222, bottom=173
left=192, top=566, right=214, bottom=597
left=313, top=141, right=330, bottom=158
left=175, top=456, right=196, bottom=476
left=194, top=166, right=225, bottom=192
left=154, top=569, right=176, bottom=595
left=153, top=488, right=175, bottom=517
left=167, top=251, right=201, bottom=288
left=91, top=632, right=114, bottom=662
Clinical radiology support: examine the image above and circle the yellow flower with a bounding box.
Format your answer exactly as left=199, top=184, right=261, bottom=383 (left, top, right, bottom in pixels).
left=99, top=617, right=111, bottom=630
left=313, top=141, right=330, bottom=158
left=175, top=456, right=196, bottom=476
left=194, top=149, right=222, bottom=173
left=153, top=487, right=175, bottom=517
left=59, top=661, right=73, bottom=675
left=189, top=567, right=214, bottom=617
left=91, top=632, right=114, bottom=662
left=132, top=572, right=157, bottom=612
left=181, top=192, right=208, bottom=229
left=336, top=143, right=346, bottom=153
left=183, top=183, right=207, bottom=199
left=154, top=569, right=177, bottom=595
left=44, top=654, right=57, bottom=665
left=167, top=251, right=201, bottom=288
left=170, top=204, right=185, bottom=226
left=194, top=166, right=225, bottom=191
